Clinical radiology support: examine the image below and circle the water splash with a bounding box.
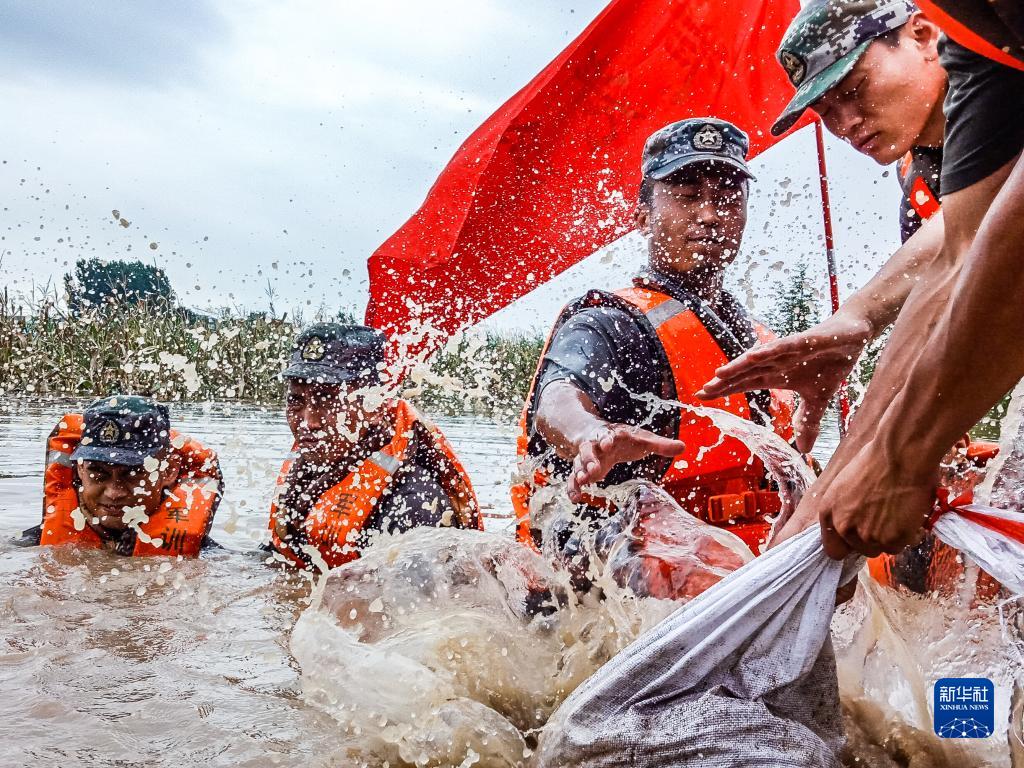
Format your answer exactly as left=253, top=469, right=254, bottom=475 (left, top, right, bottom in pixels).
left=291, top=390, right=818, bottom=767
left=295, top=383, right=1024, bottom=767
left=290, top=526, right=679, bottom=767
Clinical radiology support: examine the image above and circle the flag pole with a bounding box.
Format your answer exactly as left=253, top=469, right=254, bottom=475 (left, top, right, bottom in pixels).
left=814, top=119, right=850, bottom=437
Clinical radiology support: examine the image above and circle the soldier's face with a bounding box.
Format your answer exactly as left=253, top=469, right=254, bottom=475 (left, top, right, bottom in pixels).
left=76, top=458, right=175, bottom=531
left=813, top=20, right=945, bottom=165
left=286, top=380, right=376, bottom=461
left=637, top=165, right=747, bottom=275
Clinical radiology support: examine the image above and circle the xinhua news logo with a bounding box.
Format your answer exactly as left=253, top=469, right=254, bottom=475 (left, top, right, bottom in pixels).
left=934, top=678, right=995, bottom=738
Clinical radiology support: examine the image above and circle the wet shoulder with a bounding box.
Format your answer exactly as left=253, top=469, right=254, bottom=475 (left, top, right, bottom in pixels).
left=926, top=0, right=1024, bottom=64
left=555, top=304, right=653, bottom=355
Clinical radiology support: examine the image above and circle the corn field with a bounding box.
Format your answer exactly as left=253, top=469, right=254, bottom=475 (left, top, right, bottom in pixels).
left=0, top=290, right=544, bottom=418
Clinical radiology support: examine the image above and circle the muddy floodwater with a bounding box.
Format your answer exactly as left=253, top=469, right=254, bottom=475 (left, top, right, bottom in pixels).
left=0, top=398, right=519, bottom=767
left=1, top=397, right=1019, bottom=767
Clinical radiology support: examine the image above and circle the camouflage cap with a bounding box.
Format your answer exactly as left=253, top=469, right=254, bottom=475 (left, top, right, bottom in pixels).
left=771, top=0, right=916, bottom=136
left=642, top=117, right=754, bottom=182
left=71, top=395, right=172, bottom=467
left=282, top=323, right=386, bottom=385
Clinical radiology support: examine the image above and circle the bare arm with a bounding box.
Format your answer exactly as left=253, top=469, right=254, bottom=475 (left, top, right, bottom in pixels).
left=817, top=157, right=1015, bottom=463
left=535, top=380, right=684, bottom=503
left=698, top=213, right=945, bottom=451
left=535, top=380, right=615, bottom=460
left=776, top=154, right=1021, bottom=557
left=874, top=155, right=1024, bottom=481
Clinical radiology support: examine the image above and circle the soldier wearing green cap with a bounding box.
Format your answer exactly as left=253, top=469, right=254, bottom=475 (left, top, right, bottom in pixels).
left=701, top=0, right=1024, bottom=561
left=267, top=323, right=481, bottom=571
left=17, top=395, right=223, bottom=557
left=511, top=118, right=804, bottom=579
left=773, top=0, right=948, bottom=244
left=700, top=0, right=955, bottom=515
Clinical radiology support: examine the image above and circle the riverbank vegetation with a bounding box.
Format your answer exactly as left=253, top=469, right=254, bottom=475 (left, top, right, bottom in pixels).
left=3, top=256, right=1005, bottom=433
left=1, top=287, right=296, bottom=403
left=409, top=332, right=544, bottom=419
left=1, top=280, right=543, bottom=417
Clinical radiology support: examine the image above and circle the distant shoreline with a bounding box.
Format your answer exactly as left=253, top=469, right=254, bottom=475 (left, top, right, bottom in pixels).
left=0, top=297, right=543, bottom=420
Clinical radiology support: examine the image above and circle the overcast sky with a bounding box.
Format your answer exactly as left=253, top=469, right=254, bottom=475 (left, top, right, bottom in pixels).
left=0, top=0, right=901, bottom=332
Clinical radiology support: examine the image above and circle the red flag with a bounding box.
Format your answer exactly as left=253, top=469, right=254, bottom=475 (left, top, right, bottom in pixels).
left=366, top=0, right=809, bottom=360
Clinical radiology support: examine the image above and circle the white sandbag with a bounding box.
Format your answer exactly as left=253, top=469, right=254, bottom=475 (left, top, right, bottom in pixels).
left=931, top=503, right=1024, bottom=595
left=533, top=524, right=862, bottom=768
left=535, top=491, right=1024, bottom=768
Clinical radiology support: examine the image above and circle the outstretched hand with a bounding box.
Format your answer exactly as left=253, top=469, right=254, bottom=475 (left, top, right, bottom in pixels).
left=697, top=312, right=872, bottom=452
left=568, top=424, right=685, bottom=503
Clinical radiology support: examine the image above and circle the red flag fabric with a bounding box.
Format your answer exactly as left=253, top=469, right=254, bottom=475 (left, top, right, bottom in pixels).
left=366, top=0, right=810, bottom=360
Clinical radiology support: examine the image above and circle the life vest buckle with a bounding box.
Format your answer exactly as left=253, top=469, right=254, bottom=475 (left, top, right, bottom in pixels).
left=707, top=490, right=781, bottom=524
left=707, top=492, right=756, bottom=524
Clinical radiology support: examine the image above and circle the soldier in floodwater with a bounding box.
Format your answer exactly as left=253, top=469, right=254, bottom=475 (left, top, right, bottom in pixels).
left=266, top=323, right=482, bottom=570
left=511, top=118, right=804, bottom=588
left=16, top=395, right=223, bottom=557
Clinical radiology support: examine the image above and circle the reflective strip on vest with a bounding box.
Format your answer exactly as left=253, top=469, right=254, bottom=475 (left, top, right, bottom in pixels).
left=643, top=298, right=688, bottom=329
left=641, top=291, right=773, bottom=427
left=367, top=451, right=400, bottom=474
left=48, top=450, right=73, bottom=468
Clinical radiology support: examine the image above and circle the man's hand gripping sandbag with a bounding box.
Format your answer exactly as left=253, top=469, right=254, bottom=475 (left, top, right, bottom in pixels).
left=534, top=497, right=1024, bottom=768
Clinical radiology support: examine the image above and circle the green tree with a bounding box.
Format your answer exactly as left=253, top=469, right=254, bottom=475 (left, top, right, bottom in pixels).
left=766, top=260, right=820, bottom=337
left=64, top=258, right=174, bottom=314
left=854, top=329, right=889, bottom=388
left=336, top=308, right=359, bottom=324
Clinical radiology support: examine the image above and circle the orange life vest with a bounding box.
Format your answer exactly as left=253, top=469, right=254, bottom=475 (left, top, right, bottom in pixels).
left=268, top=399, right=481, bottom=570
left=898, top=152, right=942, bottom=221
left=867, top=534, right=1003, bottom=601
left=40, top=413, right=222, bottom=557
left=512, top=286, right=796, bottom=555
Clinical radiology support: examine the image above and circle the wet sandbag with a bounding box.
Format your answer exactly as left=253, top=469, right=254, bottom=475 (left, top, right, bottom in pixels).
left=290, top=527, right=678, bottom=768
left=594, top=485, right=753, bottom=602
left=288, top=485, right=761, bottom=767
left=533, top=524, right=862, bottom=768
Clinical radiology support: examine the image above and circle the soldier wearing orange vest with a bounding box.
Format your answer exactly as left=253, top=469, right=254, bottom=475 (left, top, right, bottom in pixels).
left=700, top=0, right=985, bottom=455
left=267, top=323, right=481, bottom=570
left=19, top=395, right=222, bottom=557
left=701, top=0, right=1022, bottom=587
left=512, top=118, right=799, bottom=567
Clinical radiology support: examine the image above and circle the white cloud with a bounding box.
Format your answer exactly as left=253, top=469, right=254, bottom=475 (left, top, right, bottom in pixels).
left=219, top=0, right=517, bottom=111
left=0, top=0, right=902, bottom=330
